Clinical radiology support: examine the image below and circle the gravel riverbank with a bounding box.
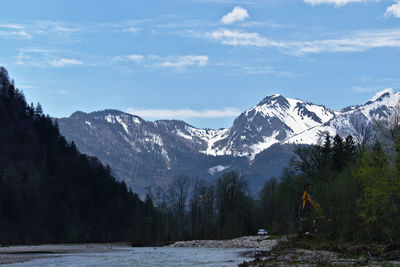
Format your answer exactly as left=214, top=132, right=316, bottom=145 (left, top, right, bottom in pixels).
left=170, top=236, right=278, bottom=249
left=0, top=237, right=277, bottom=265
left=0, top=243, right=129, bottom=265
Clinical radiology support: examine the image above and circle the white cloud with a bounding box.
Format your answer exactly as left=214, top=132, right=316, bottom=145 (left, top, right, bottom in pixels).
left=114, top=54, right=209, bottom=68
left=16, top=49, right=84, bottom=68
left=195, top=0, right=255, bottom=3
left=0, top=24, right=24, bottom=29
left=0, top=30, right=31, bottom=39
left=0, top=24, right=29, bottom=39
left=0, top=20, right=82, bottom=41
left=205, top=28, right=400, bottom=54
left=160, top=55, right=209, bottom=67
left=49, top=58, right=83, bottom=67
left=303, top=0, right=370, bottom=6
left=221, top=6, right=249, bottom=24
left=385, top=1, right=400, bottom=18
left=207, top=29, right=283, bottom=47
left=20, top=48, right=54, bottom=53
left=123, top=27, right=141, bottom=33
left=113, top=54, right=144, bottom=63
left=126, top=107, right=240, bottom=119
left=127, top=54, right=144, bottom=62
left=32, top=20, right=82, bottom=35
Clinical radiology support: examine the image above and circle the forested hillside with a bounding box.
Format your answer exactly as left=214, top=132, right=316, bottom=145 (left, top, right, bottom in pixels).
left=0, top=67, right=155, bottom=244
left=151, top=115, right=400, bottom=244
left=260, top=131, right=400, bottom=243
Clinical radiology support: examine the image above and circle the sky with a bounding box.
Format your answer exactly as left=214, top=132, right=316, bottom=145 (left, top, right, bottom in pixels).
left=1, top=0, right=400, bottom=129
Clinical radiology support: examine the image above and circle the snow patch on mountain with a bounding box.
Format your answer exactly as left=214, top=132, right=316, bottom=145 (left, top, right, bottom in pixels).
left=175, top=129, right=193, bottom=140
left=208, top=165, right=229, bottom=175
left=143, top=131, right=163, bottom=147
left=202, top=128, right=231, bottom=156
left=247, top=131, right=281, bottom=160
left=105, top=114, right=115, bottom=123
left=132, top=117, right=141, bottom=124
left=116, top=116, right=130, bottom=134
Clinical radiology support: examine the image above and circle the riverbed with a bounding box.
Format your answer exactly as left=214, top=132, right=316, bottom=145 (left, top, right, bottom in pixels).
left=2, top=246, right=256, bottom=266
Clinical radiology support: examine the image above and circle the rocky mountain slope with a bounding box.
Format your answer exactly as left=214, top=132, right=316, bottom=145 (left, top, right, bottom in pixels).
left=58, top=88, right=399, bottom=195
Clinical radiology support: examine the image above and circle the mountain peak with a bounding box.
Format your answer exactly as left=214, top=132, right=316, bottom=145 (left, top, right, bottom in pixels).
left=257, top=94, right=289, bottom=108
left=368, top=88, right=394, bottom=103
left=69, top=111, right=87, bottom=119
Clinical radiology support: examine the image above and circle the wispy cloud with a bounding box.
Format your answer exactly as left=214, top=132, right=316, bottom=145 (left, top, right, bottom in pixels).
left=303, top=0, right=374, bottom=6
left=159, top=55, right=208, bottom=67
left=0, top=20, right=86, bottom=45
left=204, top=28, right=400, bottom=54
left=385, top=1, right=400, bottom=18
left=206, top=28, right=283, bottom=47
left=0, top=24, right=25, bottom=30
left=126, top=107, right=241, bottom=119
left=193, top=0, right=255, bottom=4
left=49, top=58, right=83, bottom=67
left=122, top=27, right=141, bottom=33
left=221, top=6, right=249, bottom=24
left=0, top=23, right=30, bottom=39
left=0, top=30, right=31, bottom=39
left=114, top=54, right=209, bottom=68
left=114, top=54, right=145, bottom=63
left=16, top=49, right=84, bottom=68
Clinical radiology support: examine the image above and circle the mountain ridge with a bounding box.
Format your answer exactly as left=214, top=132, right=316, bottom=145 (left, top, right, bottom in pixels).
left=58, top=88, right=399, bottom=195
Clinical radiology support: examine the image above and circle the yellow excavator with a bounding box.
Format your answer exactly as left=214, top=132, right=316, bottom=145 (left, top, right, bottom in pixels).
left=297, top=191, right=325, bottom=237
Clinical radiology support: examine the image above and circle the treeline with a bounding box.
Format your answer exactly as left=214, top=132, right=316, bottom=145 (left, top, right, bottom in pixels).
left=143, top=172, right=259, bottom=241
left=146, top=123, right=400, bottom=243
left=260, top=127, right=400, bottom=243
left=0, top=67, right=156, bottom=244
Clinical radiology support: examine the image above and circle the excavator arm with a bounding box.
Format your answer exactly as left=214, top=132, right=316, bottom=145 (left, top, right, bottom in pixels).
left=297, top=191, right=328, bottom=237
left=298, top=191, right=321, bottom=222
left=306, top=194, right=321, bottom=211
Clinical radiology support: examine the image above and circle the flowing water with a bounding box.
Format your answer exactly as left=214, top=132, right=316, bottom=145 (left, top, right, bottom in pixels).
left=5, top=247, right=255, bottom=267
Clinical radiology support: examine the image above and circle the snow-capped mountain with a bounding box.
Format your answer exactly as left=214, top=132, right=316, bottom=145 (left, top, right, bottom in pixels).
left=285, top=88, right=400, bottom=145
left=203, top=94, right=336, bottom=159
left=58, top=88, right=399, bottom=195
left=58, top=110, right=243, bottom=194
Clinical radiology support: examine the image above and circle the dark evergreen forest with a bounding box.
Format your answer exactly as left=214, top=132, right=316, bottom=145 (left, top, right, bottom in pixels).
left=0, top=67, right=154, bottom=244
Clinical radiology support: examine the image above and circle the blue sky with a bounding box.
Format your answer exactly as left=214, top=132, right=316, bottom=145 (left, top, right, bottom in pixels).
left=1, top=0, right=400, bottom=129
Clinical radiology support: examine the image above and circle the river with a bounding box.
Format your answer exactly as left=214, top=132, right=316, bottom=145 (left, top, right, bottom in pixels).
left=4, top=247, right=255, bottom=267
